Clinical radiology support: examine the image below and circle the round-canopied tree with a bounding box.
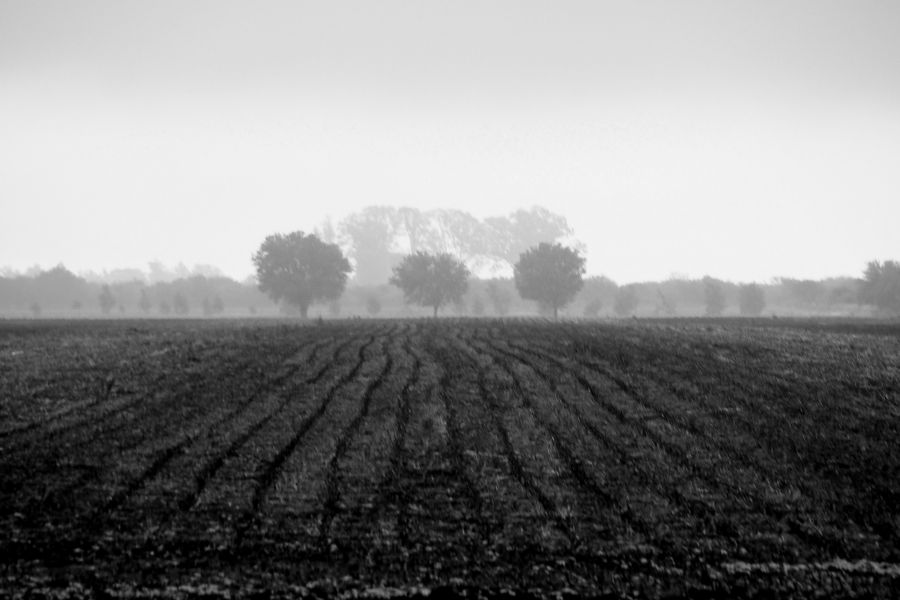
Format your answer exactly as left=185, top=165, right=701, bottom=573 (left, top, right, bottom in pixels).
left=253, top=231, right=352, bottom=318
left=514, top=242, right=585, bottom=319
left=390, top=252, right=469, bottom=317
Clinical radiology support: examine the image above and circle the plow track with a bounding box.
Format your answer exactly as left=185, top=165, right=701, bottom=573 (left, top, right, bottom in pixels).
left=2, top=318, right=899, bottom=599
left=507, top=326, right=894, bottom=554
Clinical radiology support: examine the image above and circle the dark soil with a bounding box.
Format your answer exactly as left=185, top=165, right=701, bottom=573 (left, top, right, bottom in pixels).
left=1, top=318, right=898, bottom=598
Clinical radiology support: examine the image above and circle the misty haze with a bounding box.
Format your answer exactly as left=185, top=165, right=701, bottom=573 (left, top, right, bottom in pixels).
left=1, top=2, right=899, bottom=598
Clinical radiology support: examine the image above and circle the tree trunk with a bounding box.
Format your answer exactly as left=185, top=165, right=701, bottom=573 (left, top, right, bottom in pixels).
left=299, top=303, right=309, bottom=319
left=554, top=305, right=558, bottom=321
left=433, top=304, right=439, bottom=318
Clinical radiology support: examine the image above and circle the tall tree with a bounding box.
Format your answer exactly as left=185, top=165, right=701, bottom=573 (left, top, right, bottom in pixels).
left=513, top=242, right=585, bottom=320
left=390, top=252, right=469, bottom=317
left=253, top=231, right=352, bottom=318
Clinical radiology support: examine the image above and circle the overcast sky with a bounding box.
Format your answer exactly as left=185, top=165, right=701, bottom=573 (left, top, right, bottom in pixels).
left=1, top=1, right=898, bottom=283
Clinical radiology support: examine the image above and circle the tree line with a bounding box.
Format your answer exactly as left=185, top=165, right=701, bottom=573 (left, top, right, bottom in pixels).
left=0, top=259, right=890, bottom=319
left=251, top=229, right=894, bottom=319
left=0, top=266, right=274, bottom=317
left=2, top=204, right=897, bottom=319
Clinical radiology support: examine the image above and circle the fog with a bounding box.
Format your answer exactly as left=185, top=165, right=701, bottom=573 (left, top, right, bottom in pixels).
left=2, top=1, right=899, bottom=284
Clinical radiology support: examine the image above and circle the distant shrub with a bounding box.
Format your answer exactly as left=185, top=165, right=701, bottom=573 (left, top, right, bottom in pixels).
left=613, top=286, right=638, bottom=317
left=738, top=283, right=766, bottom=316
left=471, top=295, right=486, bottom=317
left=173, top=293, right=189, bottom=315
left=328, top=299, right=341, bottom=317
left=98, top=285, right=116, bottom=315
left=583, top=298, right=603, bottom=318
left=138, top=289, right=152, bottom=314
left=201, top=296, right=225, bottom=317
left=365, top=295, right=382, bottom=316
left=703, top=276, right=726, bottom=317
left=486, top=281, right=513, bottom=316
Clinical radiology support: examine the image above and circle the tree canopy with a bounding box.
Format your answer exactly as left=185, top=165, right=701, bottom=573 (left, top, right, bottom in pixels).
left=252, top=231, right=351, bottom=318
left=513, top=242, right=585, bottom=319
left=861, top=260, right=900, bottom=314
left=390, top=252, right=469, bottom=317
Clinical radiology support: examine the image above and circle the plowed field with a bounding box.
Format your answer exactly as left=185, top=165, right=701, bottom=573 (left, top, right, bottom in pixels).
left=1, top=318, right=899, bottom=598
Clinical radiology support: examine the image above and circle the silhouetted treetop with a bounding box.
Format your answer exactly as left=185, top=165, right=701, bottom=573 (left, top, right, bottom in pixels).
left=390, top=252, right=469, bottom=317
left=861, top=260, right=900, bottom=314
left=513, top=242, right=585, bottom=320
left=252, top=231, right=351, bottom=318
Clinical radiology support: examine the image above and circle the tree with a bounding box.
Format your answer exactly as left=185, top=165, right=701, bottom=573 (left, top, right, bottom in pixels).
left=513, top=242, right=585, bottom=319
left=861, top=260, right=900, bottom=314
left=613, top=285, right=639, bottom=317
left=32, top=265, right=90, bottom=310
left=252, top=231, right=352, bottom=319
left=738, top=283, right=766, bottom=316
left=390, top=252, right=469, bottom=317
left=99, top=284, right=116, bottom=315
left=703, top=276, right=726, bottom=317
